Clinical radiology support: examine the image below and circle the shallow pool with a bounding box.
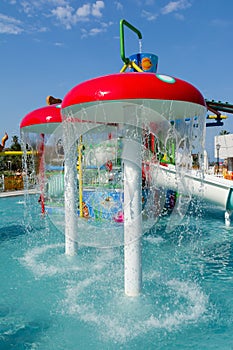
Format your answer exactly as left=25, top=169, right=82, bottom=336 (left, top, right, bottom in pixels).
left=1, top=195, right=233, bottom=349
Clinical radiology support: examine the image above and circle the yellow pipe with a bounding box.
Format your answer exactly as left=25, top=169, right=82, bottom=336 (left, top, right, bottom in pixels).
left=120, top=64, right=128, bottom=72
left=130, top=61, right=143, bottom=72
left=78, top=136, right=83, bottom=217
left=207, top=115, right=228, bottom=119
left=0, top=151, right=35, bottom=156
left=120, top=61, right=144, bottom=73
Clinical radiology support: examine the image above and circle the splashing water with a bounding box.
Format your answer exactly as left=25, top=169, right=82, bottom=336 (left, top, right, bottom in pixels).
left=1, top=195, right=233, bottom=349
left=139, top=39, right=142, bottom=53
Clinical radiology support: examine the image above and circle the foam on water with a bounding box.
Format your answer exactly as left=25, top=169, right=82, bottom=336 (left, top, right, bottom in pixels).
left=20, top=243, right=71, bottom=277
left=60, top=274, right=208, bottom=343
left=144, top=235, right=165, bottom=245
left=19, top=239, right=209, bottom=344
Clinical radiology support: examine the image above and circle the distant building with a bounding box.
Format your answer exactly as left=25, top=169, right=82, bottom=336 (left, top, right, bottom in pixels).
left=215, top=134, right=233, bottom=176
left=215, top=134, right=233, bottom=158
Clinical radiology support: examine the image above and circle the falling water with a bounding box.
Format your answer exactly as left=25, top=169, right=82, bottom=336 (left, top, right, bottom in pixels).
left=14, top=91, right=212, bottom=349
left=139, top=39, right=142, bottom=53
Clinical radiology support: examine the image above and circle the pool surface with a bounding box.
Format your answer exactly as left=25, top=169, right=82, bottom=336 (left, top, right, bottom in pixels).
left=1, top=195, right=233, bottom=349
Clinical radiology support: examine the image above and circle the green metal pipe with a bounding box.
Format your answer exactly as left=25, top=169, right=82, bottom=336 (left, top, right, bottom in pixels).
left=120, top=19, right=142, bottom=65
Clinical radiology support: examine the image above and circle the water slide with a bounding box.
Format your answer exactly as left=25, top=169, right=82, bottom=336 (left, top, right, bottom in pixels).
left=152, top=163, right=233, bottom=225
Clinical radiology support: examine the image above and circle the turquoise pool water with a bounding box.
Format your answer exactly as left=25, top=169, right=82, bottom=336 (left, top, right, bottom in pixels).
left=1, top=195, right=233, bottom=349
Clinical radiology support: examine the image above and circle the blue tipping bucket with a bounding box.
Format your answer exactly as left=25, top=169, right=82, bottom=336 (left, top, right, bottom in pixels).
left=129, top=53, right=158, bottom=73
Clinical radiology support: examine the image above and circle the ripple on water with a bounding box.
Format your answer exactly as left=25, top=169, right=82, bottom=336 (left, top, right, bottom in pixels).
left=59, top=272, right=209, bottom=344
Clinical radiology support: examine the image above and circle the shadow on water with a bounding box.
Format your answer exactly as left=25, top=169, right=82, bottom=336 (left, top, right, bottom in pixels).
left=0, top=225, right=26, bottom=243
left=0, top=303, right=50, bottom=350
left=0, top=319, right=49, bottom=350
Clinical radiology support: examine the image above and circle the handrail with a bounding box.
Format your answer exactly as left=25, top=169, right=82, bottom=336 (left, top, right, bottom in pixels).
left=120, top=19, right=142, bottom=65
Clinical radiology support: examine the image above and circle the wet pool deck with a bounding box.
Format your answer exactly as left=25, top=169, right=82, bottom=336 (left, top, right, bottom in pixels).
left=0, top=189, right=39, bottom=198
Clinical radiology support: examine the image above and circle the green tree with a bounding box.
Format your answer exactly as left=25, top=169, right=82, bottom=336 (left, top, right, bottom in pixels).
left=9, top=135, right=22, bottom=171
left=10, top=135, right=21, bottom=151
left=219, top=130, right=230, bottom=135
left=0, top=135, right=22, bottom=172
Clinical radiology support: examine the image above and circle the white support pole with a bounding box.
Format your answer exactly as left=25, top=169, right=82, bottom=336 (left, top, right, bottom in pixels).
left=225, top=210, right=231, bottom=227
left=38, top=133, right=45, bottom=214
left=63, top=123, right=78, bottom=255
left=123, top=136, right=142, bottom=296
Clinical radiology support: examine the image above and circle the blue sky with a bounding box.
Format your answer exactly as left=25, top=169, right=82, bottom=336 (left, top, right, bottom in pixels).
left=1, top=0, right=233, bottom=160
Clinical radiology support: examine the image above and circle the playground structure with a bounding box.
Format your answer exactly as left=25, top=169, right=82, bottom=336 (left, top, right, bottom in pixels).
left=20, top=19, right=209, bottom=296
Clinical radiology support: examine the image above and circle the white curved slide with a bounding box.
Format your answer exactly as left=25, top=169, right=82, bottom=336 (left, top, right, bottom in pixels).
left=152, top=163, right=233, bottom=225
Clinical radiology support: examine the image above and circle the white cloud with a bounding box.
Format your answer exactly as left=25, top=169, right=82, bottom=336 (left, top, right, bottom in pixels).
left=161, top=0, right=191, bottom=15
left=51, top=1, right=105, bottom=29
left=21, top=1, right=34, bottom=15
left=81, top=20, right=112, bottom=38
left=76, top=4, right=91, bottom=17
left=101, top=21, right=113, bottom=28
left=76, top=1, right=105, bottom=19
left=81, top=26, right=102, bottom=38
left=89, top=27, right=103, bottom=35
left=114, top=1, right=123, bottom=11
left=51, top=5, right=74, bottom=29
left=0, top=13, right=23, bottom=34
left=37, top=26, right=48, bottom=32
left=92, top=1, right=105, bottom=17
left=2, top=0, right=106, bottom=35
left=141, top=10, right=158, bottom=21
left=54, top=41, right=64, bottom=46
left=21, top=0, right=68, bottom=15
left=49, top=0, right=68, bottom=5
